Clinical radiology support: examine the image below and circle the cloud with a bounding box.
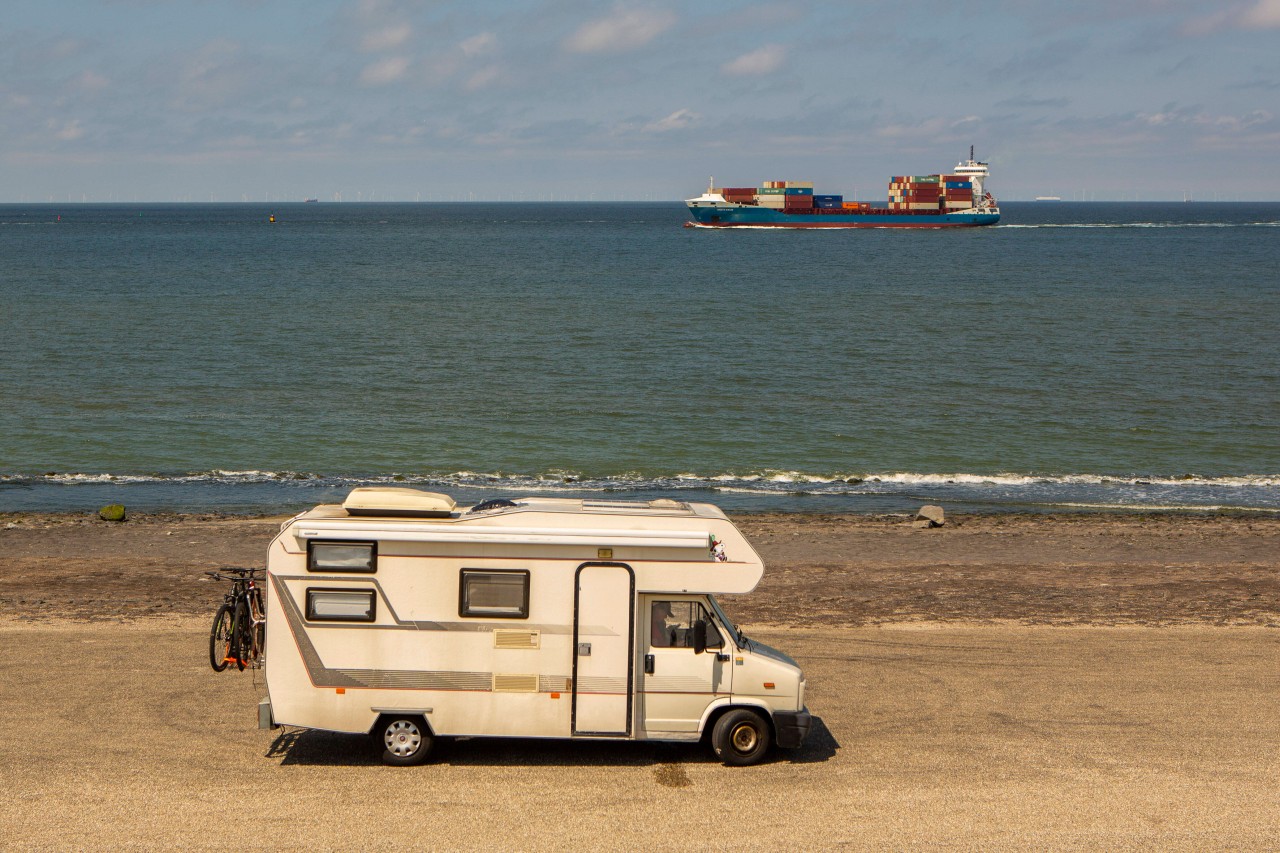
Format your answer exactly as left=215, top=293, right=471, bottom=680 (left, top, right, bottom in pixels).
left=460, top=32, right=496, bottom=57
left=721, top=44, right=786, bottom=76
left=50, top=119, right=85, bottom=141
left=74, top=71, right=110, bottom=93
left=1240, top=0, right=1280, bottom=27
left=464, top=66, right=502, bottom=91
left=169, top=39, right=256, bottom=111
left=360, top=56, right=410, bottom=85
left=564, top=6, right=676, bottom=54
left=361, top=23, right=413, bottom=52
left=995, top=95, right=1070, bottom=109
left=643, top=108, right=699, bottom=133
left=1184, top=0, right=1280, bottom=34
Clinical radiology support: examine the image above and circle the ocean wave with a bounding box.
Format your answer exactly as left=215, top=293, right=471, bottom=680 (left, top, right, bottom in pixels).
left=6, top=469, right=1277, bottom=491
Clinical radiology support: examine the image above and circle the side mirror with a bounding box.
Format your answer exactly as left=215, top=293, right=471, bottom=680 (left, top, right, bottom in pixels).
left=692, top=619, right=707, bottom=654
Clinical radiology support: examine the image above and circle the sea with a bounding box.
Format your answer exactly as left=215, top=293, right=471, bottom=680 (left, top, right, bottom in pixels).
left=2, top=201, right=1277, bottom=516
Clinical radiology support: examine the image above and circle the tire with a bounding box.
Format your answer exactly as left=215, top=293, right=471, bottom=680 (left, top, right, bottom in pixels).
left=232, top=600, right=250, bottom=671
left=711, top=708, right=772, bottom=766
left=209, top=604, right=234, bottom=672
left=251, top=617, right=265, bottom=664
left=251, top=590, right=266, bottom=661
left=378, top=716, right=434, bottom=766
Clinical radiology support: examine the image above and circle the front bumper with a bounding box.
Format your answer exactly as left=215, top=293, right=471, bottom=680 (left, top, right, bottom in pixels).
left=773, top=708, right=812, bottom=749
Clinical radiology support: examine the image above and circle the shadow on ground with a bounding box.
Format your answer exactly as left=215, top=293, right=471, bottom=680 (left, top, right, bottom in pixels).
left=266, top=715, right=838, bottom=768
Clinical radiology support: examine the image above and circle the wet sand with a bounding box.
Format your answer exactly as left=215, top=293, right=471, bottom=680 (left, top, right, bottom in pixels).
left=1, top=511, right=1277, bottom=848
left=2, top=511, right=1277, bottom=626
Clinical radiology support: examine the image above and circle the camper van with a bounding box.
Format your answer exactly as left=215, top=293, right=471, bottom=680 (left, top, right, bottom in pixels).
left=260, top=487, right=810, bottom=766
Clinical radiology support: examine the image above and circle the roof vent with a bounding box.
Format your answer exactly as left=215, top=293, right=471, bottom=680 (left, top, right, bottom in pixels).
left=343, top=487, right=457, bottom=518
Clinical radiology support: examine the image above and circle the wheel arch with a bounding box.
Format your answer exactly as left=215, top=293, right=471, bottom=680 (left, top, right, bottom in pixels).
left=699, top=699, right=776, bottom=741
left=368, top=710, right=435, bottom=737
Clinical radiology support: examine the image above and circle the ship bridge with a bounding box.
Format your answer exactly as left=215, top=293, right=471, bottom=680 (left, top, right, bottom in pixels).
left=953, top=146, right=996, bottom=213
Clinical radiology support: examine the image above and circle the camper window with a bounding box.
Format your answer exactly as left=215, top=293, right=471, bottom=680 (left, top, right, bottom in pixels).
left=306, top=588, right=376, bottom=622
left=308, top=541, right=377, bottom=573
left=459, top=570, right=530, bottom=619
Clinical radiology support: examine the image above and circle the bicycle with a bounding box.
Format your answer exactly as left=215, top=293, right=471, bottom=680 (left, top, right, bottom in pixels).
left=207, top=568, right=266, bottom=672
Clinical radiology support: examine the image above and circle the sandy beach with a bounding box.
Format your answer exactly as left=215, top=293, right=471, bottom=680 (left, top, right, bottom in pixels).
left=1, top=511, right=1277, bottom=848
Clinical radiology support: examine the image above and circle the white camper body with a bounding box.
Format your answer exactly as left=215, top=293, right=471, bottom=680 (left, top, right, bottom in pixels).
left=262, top=488, right=810, bottom=765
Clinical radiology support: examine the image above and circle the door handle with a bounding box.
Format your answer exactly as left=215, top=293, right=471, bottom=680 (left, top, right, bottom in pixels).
left=644, top=654, right=655, bottom=674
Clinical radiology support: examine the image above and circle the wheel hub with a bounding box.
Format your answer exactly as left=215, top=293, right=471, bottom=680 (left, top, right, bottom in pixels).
left=731, top=723, right=758, bottom=752
left=385, top=722, right=421, bottom=756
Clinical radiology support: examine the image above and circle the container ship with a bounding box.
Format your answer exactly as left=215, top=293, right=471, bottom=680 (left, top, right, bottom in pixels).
left=685, top=148, right=999, bottom=228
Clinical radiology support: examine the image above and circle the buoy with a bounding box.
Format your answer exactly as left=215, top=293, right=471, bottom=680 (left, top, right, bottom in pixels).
left=269, top=214, right=276, bottom=223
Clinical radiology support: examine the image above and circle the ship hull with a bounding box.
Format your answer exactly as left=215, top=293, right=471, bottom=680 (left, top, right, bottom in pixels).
left=686, top=206, right=998, bottom=228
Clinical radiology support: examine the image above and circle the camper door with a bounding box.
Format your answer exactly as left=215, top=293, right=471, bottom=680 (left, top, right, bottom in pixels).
left=572, top=563, right=634, bottom=736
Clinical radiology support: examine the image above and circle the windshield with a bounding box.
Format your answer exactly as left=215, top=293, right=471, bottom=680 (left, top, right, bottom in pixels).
left=706, top=595, right=743, bottom=648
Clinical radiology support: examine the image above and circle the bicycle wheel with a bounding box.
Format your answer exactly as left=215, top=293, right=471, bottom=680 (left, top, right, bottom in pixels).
left=209, top=604, right=234, bottom=672
left=232, top=600, right=250, bottom=671
left=251, top=589, right=266, bottom=662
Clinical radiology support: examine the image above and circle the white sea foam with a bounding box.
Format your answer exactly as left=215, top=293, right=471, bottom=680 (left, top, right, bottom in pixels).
left=6, top=469, right=1278, bottom=488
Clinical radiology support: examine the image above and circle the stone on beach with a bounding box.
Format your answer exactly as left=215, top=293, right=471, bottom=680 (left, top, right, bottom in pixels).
left=913, top=504, right=945, bottom=528
left=98, top=504, right=127, bottom=522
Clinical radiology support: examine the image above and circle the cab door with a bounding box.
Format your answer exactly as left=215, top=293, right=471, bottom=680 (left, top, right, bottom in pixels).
left=639, top=595, right=731, bottom=734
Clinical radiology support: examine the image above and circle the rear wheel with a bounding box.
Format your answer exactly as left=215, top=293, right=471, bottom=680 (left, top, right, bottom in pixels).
left=232, top=600, right=250, bottom=671
left=209, top=604, right=234, bottom=672
left=711, top=708, right=772, bottom=766
left=378, top=716, right=434, bottom=766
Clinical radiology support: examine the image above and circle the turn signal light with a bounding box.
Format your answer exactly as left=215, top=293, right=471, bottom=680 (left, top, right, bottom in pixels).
left=763, top=682, right=775, bottom=690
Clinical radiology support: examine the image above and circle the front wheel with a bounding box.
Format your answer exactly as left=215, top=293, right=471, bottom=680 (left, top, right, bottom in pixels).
left=378, top=716, right=434, bottom=766
left=209, top=604, right=234, bottom=672
left=711, top=708, right=772, bottom=766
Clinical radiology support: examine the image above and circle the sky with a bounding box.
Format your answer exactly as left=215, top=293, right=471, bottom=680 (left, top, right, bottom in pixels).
left=3, top=0, right=1279, bottom=202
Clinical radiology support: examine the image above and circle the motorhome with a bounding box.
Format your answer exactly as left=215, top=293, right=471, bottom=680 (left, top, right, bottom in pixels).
left=260, top=487, right=810, bottom=766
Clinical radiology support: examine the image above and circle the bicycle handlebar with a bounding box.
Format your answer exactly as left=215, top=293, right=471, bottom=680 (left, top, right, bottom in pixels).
left=204, top=567, right=263, bottom=581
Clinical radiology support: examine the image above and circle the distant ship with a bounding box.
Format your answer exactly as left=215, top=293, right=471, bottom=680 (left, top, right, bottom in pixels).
left=685, top=147, right=999, bottom=228
left=1034, top=196, right=1062, bottom=201
left=303, top=198, right=319, bottom=203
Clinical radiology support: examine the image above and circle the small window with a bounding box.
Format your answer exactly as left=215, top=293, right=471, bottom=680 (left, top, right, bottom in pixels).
left=308, top=540, right=377, bottom=573
left=459, top=570, right=530, bottom=619
left=306, top=588, right=376, bottom=622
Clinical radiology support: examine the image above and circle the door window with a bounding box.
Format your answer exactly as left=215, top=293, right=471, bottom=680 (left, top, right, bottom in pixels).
left=649, top=600, right=722, bottom=649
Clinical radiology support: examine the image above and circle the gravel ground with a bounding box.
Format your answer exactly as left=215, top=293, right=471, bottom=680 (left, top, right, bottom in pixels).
left=0, top=620, right=1276, bottom=850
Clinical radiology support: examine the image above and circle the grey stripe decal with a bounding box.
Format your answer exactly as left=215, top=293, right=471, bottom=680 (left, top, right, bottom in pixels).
left=272, top=573, right=573, bottom=691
